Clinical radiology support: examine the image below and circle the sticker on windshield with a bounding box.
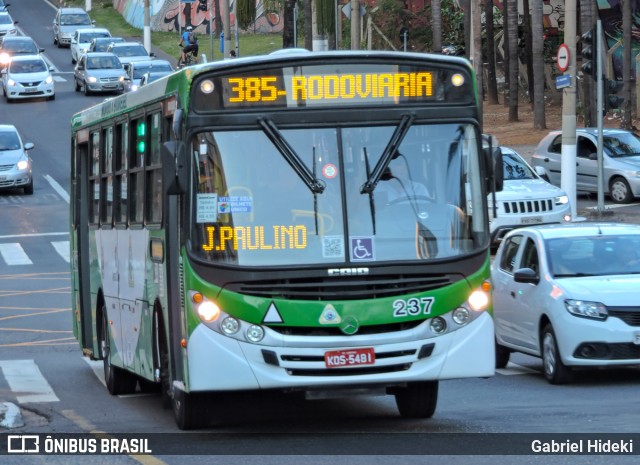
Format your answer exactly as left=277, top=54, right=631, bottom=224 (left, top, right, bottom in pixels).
left=323, top=235, right=344, bottom=258
left=322, top=163, right=338, bottom=179
left=350, top=237, right=375, bottom=261
left=196, top=193, right=218, bottom=223
left=218, top=196, right=253, bottom=213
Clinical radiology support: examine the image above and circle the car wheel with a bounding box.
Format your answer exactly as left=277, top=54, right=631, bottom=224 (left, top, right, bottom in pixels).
left=609, top=176, right=633, bottom=204
left=72, top=56, right=76, bottom=64
left=74, top=78, right=80, bottom=92
left=541, top=324, right=572, bottom=385
left=48, top=94, right=55, bottom=101
left=394, top=381, right=438, bottom=418
left=84, top=82, right=91, bottom=96
left=23, top=181, right=34, bottom=195
left=495, top=341, right=510, bottom=369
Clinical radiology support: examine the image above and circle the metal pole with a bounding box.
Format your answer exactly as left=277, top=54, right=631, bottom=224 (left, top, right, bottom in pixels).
left=233, top=0, right=239, bottom=56
left=560, top=0, right=578, bottom=220
left=210, top=0, right=214, bottom=60
left=596, top=19, right=605, bottom=214
left=223, top=0, right=231, bottom=58
left=143, top=0, right=151, bottom=54
left=350, top=0, right=360, bottom=50
left=294, top=3, right=298, bottom=48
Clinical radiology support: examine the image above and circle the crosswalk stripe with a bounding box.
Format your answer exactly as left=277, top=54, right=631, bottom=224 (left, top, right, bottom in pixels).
left=496, top=362, right=540, bottom=376
left=51, top=241, right=70, bottom=263
left=0, top=359, right=59, bottom=403
left=0, top=243, right=33, bottom=265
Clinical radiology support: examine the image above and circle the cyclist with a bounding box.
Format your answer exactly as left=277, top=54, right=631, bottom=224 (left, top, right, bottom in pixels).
left=179, top=26, right=199, bottom=65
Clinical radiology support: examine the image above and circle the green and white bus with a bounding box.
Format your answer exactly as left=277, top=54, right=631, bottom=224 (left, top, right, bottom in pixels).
left=70, top=50, right=503, bottom=429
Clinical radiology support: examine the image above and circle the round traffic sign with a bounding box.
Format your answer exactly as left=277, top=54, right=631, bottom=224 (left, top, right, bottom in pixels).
left=557, top=44, right=570, bottom=72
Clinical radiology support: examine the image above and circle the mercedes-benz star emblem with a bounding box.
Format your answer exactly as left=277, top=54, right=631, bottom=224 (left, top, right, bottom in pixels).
left=340, top=316, right=359, bottom=335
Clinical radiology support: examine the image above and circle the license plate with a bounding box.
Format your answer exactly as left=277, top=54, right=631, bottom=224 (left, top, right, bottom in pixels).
left=324, top=347, right=375, bottom=368
left=521, top=216, right=543, bottom=225
left=24, top=88, right=38, bottom=93
left=634, top=332, right=640, bottom=345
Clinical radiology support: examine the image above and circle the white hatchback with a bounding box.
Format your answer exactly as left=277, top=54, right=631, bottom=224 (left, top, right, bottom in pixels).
left=492, top=223, right=640, bottom=384
left=1, top=54, right=55, bottom=102
left=70, top=27, right=110, bottom=64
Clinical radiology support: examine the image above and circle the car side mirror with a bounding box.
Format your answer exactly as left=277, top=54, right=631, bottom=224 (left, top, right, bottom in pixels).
left=24, top=142, right=34, bottom=151
left=39, top=48, right=45, bottom=53
left=149, top=52, right=155, bottom=57
left=13, top=20, right=17, bottom=25
left=513, top=267, right=539, bottom=285
left=589, top=152, right=597, bottom=160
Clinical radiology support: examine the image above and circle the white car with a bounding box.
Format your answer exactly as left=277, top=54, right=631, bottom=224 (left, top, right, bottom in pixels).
left=0, top=11, right=17, bottom=37
left=492, top=223, right=640, bottom=384
left=0, top=124, right=34, bottom=194
left=488, top=146, right=572, bottom=250
left=1, top=54, right=55, bottom=102
left=70, top=27, right=110, bottom=64
left=106, top=41, right=154, bottom=67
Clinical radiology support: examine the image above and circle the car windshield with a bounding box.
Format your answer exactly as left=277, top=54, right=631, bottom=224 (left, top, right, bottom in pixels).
left=2, top=41, right=37, bottom=54
left=547, top=235, right=640, bottom=277
left=188, top=123, right=488, bottom=267
left=113, top=45, right=146, bottom=57
left=133, top=64, right=171, bottom=78
left=503, top=151, right=536, bottom=180
left=0, top=15, right=12, bottom=25
left=603, top=132, right=640, bottom=157
left=61, top=13, right=91, bottom=26
left=10, top=59, right=46, bottom=73
left=87, top=56, right=121, bottom=69
left=0, top=131, right=20, bottom=150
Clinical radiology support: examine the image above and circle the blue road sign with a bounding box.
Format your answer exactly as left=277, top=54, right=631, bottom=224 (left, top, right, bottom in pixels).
left=555, top=74, right=571, bottom=89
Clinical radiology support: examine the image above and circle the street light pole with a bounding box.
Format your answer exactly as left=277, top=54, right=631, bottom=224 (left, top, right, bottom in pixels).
left=143, top=0, right=151, bottom=54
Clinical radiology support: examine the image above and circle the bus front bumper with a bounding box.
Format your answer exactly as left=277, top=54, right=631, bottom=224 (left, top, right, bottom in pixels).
left=186, top=312, right=495, bottom=392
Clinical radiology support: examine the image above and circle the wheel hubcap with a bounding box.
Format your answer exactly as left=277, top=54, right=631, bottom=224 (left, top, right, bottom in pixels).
left=611, top=182, right=627, bottom=202
left=543, top=333, right=556, bottom=375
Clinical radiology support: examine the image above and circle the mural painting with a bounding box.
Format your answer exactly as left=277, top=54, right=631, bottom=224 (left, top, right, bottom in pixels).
left=113, top=0, right=282, bottom=35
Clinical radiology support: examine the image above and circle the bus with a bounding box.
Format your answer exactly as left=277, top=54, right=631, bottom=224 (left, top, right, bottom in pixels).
left=70, top=50, right=503, bottom=429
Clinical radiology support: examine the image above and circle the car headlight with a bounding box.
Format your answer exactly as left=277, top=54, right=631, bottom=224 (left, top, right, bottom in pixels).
left=554, top=194, right=569, bottom=205
left=118, top=76, right=125, bottom=82
left=564, top=299, right=608, bottom=320
left=0, top=52, right=9, bottom=65
left=45, top=76, right=53, bottom=84
left=16, top=160, right=29, bottom=170
left=87, top=76, right=98, bottom=83
left=7, top=78, right=16, bottom=86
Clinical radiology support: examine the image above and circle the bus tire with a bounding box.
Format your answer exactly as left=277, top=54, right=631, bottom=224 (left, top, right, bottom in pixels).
left=100, top=306, right=137, bottom=395
left=173, top=388, right=209, bottom=430
left=394, top=381, right=438, bottom=418
left=495, top=341, right=510, bottom=369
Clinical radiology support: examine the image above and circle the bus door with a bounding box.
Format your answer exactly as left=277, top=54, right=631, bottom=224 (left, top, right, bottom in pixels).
left=71, top=136, right=94, bottom=354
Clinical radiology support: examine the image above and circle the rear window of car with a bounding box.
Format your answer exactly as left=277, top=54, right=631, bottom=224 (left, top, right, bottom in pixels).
left=80, top=31, right=110, bottom=42
left=112, top=45, right=147, bottom=57
left=61, top=13, right=92, bottom=26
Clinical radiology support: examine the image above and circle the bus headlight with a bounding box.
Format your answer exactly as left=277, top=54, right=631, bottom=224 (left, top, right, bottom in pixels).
left=246, top=325, right=265, bottom=342
left=430, top=317, right=447, bottom=334
left=197, top=301, right=220, bottom=322
left=220, top=316, right=240, bottom=335
left=468, top=289, right=490, bottom=311
left=452, top=307, right=470, bottom=325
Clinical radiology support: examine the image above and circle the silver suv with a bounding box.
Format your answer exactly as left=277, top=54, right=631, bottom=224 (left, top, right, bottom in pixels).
left=52, top=7, right=94, bottom=48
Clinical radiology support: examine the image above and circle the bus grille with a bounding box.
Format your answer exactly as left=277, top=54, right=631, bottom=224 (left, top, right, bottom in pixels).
left=502, top=198, right=553, bottom=214
left=228, top=273, right=456, bottom=300
left=269, top=321, right=423, bottom=336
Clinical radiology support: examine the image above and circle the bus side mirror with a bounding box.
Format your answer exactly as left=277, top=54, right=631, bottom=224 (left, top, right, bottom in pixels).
left=484, top=145, right=503, bottom=193
left=162, top=140, right=186, bottom=195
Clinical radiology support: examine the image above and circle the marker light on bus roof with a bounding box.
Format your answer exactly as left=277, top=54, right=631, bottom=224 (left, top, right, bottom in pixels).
left=200, top=79, right=214, bottom=94
left=451, top=73, right=465, bottom=87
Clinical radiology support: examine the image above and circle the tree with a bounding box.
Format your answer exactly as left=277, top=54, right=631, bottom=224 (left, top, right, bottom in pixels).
left=522, top=0, right=533, bottom=103
left=621, top=0, right=632, bottom=129
left=532, top=0, right=546, bottom=129
left=502, top=1, right=510, bottom=107
left=485, top=0, right=499, bottom=105
left=463, top=0, right=470, bottom=58
left=431, top=0, right=442, bottom=53
left=472, top=0, right=482, bottom=104
left=507, top=0, right=518, bottom=122
left=304, top=0, right=312, bottom=50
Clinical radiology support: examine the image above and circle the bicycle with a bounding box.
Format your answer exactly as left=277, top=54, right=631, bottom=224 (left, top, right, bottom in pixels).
left=177, top=44, right=197, bottom=68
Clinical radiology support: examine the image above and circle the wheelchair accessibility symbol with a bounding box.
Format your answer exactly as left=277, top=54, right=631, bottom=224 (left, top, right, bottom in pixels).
left=351, top=237, right=374, bottom=261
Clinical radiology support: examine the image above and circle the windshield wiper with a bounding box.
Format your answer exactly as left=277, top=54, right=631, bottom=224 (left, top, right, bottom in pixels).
left=360, top=113, right=415, bottom=194
left=258, top=118, right=325, bottom=194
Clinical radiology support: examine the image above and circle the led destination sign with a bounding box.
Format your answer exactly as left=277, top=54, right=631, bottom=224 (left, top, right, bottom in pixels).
left=194, top=63, right=472, bottom=110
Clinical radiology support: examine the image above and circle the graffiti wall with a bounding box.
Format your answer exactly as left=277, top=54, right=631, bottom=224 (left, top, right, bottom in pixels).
left=114, top=0, right=283, bottom=34
left=597, top=0, right=640, bottom=80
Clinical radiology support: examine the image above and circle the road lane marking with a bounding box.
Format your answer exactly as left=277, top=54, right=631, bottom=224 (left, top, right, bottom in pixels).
left=0, top=359, right=59, bottom=403
left=52, top=241, right=70, bottom=263
left=44, top=174, right=70, bottom=203
left=0, top=243, right=33, bottom=265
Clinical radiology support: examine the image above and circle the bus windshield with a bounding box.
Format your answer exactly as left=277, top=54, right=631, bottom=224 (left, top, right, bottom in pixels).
left=189, top=122, right=487, bottom=267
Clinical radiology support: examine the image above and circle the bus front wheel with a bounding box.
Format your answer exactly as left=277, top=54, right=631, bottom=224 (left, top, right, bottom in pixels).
left=394, top=381, right=438, bottom=418
left=100, top=306, right=137, bottom=395
left=173, top=388, right=210, bottom=430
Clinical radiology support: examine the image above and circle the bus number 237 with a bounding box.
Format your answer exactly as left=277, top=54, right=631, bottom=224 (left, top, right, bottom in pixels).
left=392, top=297, right=434, bottom=317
